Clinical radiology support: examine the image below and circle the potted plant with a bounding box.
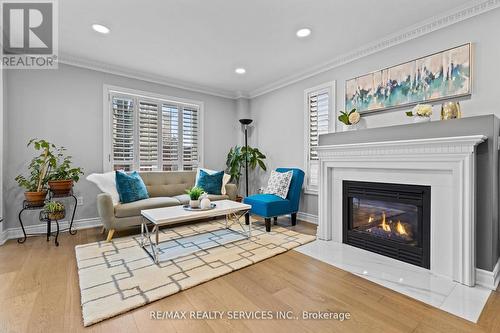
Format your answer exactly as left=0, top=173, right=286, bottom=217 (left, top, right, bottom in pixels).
left=338, top=108, right=361, bottom=131
left=47, top=147, right=84, bottom=196
left=225, top=145, right=267, bottom=201
left=186, top=186, right=204, bottom=208
left=44, top=201, right=65, bottom=220
left=15, top=139, right=56, bottom=207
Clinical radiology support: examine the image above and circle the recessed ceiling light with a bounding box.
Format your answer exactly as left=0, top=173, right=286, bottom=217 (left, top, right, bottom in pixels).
left=296, top=28, right=311, bottom=38
left=92, top=24, right=110, bottom=34
left=235, top=68, right=246, bottom=74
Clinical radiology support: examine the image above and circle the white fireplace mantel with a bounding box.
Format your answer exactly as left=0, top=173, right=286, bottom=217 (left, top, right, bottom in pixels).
left=317, top=135, right=487, bottom=286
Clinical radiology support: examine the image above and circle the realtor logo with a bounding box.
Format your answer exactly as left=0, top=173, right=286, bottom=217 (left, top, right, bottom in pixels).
left=1, top=0, right=58, bottom=68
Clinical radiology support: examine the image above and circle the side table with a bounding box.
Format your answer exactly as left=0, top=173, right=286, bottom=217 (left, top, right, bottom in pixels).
left=17, top=190, right=78, bottom=245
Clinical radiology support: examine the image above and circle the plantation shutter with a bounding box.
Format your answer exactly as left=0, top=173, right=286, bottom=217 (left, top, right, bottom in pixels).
left=308, top=90, right=329, bottom=187
left=138, top=101, right=159, bottom=171
left=109, top=90, right=202, bottom=172
left=182, top=106, right=199, bottom=171
left=111, top=96, right=135, bottom=171
left=161, top=104, right=180, bottom=171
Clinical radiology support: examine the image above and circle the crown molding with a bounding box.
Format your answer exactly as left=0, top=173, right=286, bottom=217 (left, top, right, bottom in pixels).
left=58, top=53, right=239, bottom=99
left=248, top=0, right=500, bottom=98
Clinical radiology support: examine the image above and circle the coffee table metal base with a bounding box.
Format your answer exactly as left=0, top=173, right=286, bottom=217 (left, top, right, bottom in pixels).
left=140, top=209, right=251, bottom=264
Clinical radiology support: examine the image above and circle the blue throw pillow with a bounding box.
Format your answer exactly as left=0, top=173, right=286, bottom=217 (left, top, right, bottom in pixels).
left=115, top=171, right=149, bottom=203
left=196, top=169, right=223, bottom=195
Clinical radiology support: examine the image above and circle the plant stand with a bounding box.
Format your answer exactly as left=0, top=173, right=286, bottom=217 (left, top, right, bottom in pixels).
left=17, top=190, right=78, bottom=245
left=39, top=210, right=60, bottom=247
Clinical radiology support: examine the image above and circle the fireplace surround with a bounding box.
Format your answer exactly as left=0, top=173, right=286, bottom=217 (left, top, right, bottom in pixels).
left=316, top=135, right=487, bottom=286
left=343, top=180, right=431, bottom=268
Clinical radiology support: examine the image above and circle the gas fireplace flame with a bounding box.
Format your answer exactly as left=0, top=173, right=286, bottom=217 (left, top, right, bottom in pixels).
left=365, top=211, right=412, bottom=239
left=396, top=220, right=408, bottom=235
left=380, top=212, right=391, bottom=232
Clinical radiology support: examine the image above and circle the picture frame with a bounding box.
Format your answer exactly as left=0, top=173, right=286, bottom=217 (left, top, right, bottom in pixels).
left=345, top=43, right=472, bottom=114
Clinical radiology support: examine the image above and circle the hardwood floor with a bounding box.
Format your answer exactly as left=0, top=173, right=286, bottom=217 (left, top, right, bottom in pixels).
left=1, top=220, right=500, bottom=332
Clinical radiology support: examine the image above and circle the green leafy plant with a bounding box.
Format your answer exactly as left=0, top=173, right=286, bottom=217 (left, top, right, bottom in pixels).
left=44, top=201, right=65, bottom=213
left=15, top=139, right=84, bottom=193
left=15, top=139, right=57, bottom=192
left=186, top=186, right=204, bottom=200
left=48, top=147, right=84, bottom=182
left=225, top=146, right=267, bottom=190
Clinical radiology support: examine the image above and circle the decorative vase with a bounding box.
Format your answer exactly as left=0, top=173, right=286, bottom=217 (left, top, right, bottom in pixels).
left=200, top=193, right=211, bottom=209
left=24, top=191, right=47, bottom=207
left=48, top=179, right=74, bottom=196
left=343, top=123, right=359, bottom=131
left=413, top=116, right=431, bottom=123
left=441, top=102, right=461, bottom=120
left=189, top=199, right=200, bottom=208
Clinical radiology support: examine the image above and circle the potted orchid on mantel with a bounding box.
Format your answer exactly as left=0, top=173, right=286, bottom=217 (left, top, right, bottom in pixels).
left=406, top=104, right=433, bottom=123
left=338, top=108, right=361, bottom=131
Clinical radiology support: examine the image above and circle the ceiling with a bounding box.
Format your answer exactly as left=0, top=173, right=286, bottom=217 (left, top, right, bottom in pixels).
left=60, top=0, right=475, bottom=98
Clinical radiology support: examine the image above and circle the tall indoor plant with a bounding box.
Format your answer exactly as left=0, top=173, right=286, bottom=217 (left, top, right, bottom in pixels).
left=225, top=145, right=267, bottom=201
left=15, top=139, right=56, bottom=206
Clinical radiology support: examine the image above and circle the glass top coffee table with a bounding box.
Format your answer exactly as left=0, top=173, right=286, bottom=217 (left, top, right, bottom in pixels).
left=140, top=200, right=251, bottom=264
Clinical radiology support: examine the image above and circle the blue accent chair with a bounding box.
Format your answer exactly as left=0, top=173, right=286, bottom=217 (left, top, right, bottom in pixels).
left=243, top=168, right=305, bottom=232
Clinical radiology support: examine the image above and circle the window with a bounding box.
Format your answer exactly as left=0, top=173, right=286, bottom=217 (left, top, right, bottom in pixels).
left=104, top=86, right=203, bottom=172
left=304, top=82, right=335, bottom=193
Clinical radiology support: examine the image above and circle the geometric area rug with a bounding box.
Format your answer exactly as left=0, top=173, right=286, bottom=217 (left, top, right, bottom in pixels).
left=75, top=219, right=316, bottom=326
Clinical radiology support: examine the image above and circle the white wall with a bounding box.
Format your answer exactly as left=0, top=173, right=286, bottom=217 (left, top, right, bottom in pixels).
left=3, top=64, right=238, bottom=229
left=0, top=65, right=3, bottom=233
left=249, top=8, right=500, bottom=217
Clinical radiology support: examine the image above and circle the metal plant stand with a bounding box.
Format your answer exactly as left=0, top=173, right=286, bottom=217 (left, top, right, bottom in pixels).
left=39, top=210, right=61, bottom=246
left=17, top=190, right=78, bottom=245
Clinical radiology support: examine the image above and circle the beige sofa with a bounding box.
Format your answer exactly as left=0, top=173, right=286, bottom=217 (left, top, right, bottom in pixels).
left=97, top=171, right=237, bottom=241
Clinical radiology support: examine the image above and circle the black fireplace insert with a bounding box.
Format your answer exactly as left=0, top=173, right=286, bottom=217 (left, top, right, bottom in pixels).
left=343, top=181, right=431, bottom=268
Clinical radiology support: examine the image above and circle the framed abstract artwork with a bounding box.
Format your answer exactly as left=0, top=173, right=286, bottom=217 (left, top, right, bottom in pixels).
left=345, top=43, right=472, bottom=114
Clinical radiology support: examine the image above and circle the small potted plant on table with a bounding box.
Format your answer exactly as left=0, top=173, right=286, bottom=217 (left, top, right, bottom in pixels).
left=48, top=148, right=84, bottom=196
left=44, top=201, right=65, bottom=220
left=186, top=186, right=204, bottom=208
left=15, top=139, right=56, bottom=207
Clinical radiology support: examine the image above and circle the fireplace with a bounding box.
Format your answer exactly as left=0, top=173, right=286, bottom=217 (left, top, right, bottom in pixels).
left=343, top=181, right=431, bottom=268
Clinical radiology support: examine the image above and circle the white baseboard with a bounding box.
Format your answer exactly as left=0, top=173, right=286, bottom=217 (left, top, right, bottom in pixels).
left=0, top=217, right=102, bottom=245
left=0, top=228, right=7, bottom=246
left=476, top=257, right=500, bottom=290
left=297, top=212, right=318, bottom=225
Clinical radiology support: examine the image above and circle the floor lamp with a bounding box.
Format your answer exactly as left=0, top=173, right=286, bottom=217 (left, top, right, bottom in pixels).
left=239, top=118, right=253, bottom=197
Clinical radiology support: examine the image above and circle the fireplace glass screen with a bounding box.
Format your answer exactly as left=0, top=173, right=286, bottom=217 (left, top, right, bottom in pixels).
left=343, top=181, right=430, bottom=268
left=351, top=199, right=419, bottom=246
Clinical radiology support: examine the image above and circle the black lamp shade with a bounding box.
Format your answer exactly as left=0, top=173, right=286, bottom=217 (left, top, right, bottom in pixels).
left=239, top=118, right=253, bottom=125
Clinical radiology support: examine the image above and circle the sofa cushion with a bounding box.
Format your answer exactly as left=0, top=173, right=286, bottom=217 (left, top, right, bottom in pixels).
left=207, top=194, right=230, bottom=201
left=243, top=194, right=292, bottom=218
left=196, top=169, right=224, bottom=195
left=114, top=197, right=180, bottom=218
left=263, top=170, right=293, bottom=199
left=115, top=171, right=149, bottom=203
left=195, top=168, right=231, bottom=195
left=139, top=171, right=196, bottom=197
left=174, top=194, right=229, bottom=205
